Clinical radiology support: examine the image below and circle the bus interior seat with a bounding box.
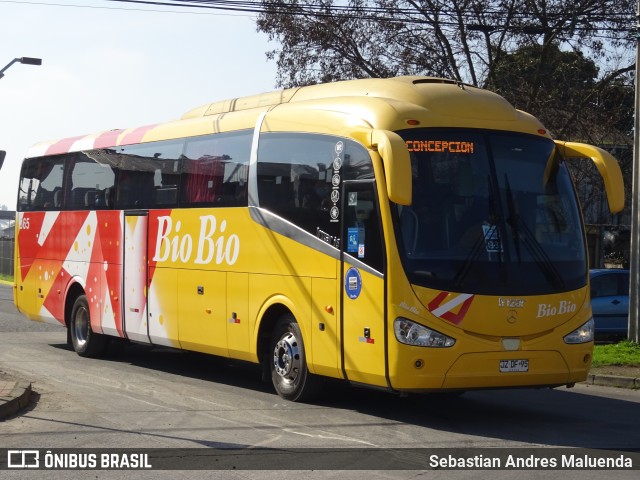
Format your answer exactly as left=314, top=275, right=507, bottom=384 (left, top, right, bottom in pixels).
left=84, top=190, right=98, bottom=207
left=53, top=188, right=62, bottom=208
left=136, top=176, right=155, bottom=207
left=104, top=187, right=113, bottom=208
left=70, top=188, right=91, bottom=209
left=32, top=188, right=49, bottom=210
left=118, top=171, right=155, bottom=208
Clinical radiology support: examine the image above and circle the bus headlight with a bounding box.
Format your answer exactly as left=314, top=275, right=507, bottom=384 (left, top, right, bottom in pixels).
left=563, top=317, right=594, bottom=344
left=394, top=318, right=455, bottom=347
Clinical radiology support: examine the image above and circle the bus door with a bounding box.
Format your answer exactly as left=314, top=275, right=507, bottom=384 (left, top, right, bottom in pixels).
left=340, top=181, right=387, bottom=388
left=122, top=212, right=151, bottom=344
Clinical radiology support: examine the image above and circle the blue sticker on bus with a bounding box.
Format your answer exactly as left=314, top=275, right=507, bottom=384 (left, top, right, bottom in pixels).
left=345, top=267, right=362, bottom=300
left=347, top=227, right=359, bottom=253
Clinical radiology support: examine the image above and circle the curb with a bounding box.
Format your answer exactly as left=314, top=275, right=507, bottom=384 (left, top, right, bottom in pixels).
left=0, top=377, right=32, bottom=420
left=585, top=374, right=640, bottom=389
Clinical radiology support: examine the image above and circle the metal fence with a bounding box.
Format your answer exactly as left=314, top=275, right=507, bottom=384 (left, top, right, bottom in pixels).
left=0, top=237, right=14, bottom=278
left=0, top=210, right=15, bottom=278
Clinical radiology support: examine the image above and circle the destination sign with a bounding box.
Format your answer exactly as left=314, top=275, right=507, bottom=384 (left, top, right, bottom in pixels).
left=405, top=140, right=475, bottom=154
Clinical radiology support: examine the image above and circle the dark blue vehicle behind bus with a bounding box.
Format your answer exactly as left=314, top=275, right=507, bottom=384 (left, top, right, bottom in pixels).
left=590, top=269, right=629, bottom=341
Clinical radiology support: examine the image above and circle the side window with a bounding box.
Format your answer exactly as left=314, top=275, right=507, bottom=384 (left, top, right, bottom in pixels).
left=618, top=273, right=630, bottom=296
left=343, top=183, right=384, bottom=272
left=110, top=140, right=183, bottom=209
left=18, top=156, right=65, bottom=211
left=257, top=133, right=372, bottom=240
left=181, top=130, right=251, bottom=207
left=590, top=274, right=618, bottom=298
left=590, top=272, right=630, bottom=298
left=67, top=154, right=116, bottom=210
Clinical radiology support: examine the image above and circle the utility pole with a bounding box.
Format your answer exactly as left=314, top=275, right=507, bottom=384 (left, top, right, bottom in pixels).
left=628, top=2, right=640, bottom=343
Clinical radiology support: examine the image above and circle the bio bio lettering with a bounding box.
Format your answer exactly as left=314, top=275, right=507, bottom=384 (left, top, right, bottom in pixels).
left=537, top=300, right=576, bottom=318
left=153, top=215, right=240, bottom=265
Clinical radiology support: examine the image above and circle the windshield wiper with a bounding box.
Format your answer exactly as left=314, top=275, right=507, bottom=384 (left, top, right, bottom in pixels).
left=453, top=176, right=504, bottom=289
left=504, top=174, right=565, bottom=290
left=453, top=229, right=488, bottom=288
left=505, top=175, right=522, bottom=263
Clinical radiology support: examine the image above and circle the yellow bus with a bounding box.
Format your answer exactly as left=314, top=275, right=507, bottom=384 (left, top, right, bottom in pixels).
left=12, top=76, right=624, bottom=401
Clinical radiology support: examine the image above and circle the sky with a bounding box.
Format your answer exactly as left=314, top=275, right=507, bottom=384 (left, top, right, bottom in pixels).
left=0, top=0, right=277, bottom=209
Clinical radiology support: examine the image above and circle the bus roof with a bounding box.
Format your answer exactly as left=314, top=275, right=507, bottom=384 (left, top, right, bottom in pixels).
left=182, top=76, right=512, bottom=120
left=26, top=76, right=548, bottom=158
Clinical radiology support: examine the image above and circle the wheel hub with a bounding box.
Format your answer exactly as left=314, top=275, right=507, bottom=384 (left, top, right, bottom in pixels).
left=273, top=332, right=300, bottom=380
left=74, top=306, right=89, bottom=347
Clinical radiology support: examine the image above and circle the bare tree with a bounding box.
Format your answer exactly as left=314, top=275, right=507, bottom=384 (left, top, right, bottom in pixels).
left=258, top=1, right=634, bottom=89
left=257, top=0, right=635, bottom=224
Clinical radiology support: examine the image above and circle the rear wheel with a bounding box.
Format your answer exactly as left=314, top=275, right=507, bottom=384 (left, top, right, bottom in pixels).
left=270, top=315, right=321, bottom=402
left=69, top=294, right=108, bottom=358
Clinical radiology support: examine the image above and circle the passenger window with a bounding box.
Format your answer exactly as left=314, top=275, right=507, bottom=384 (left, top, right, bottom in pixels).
left=257, top=133, right=372, bottom=241
left=68, top=154, right=116, bottom=210
left=18, top=156, right=65, bottom=211
left=111, top=140, right=183, bottom=209
left=181, top=131, right=251, bottom=207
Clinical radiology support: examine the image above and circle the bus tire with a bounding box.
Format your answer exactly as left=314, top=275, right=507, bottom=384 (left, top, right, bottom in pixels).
left=270, top=315, right=321, bottom=402
left=69, top=294, right=108, bottom=358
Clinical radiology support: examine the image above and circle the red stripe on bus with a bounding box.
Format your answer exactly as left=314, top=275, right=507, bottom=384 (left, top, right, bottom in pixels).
left=45, top=135, right=86, bottom=155
left=94, top=129, right=125, bottom=149
left=119, top=124, right=157, bottom=146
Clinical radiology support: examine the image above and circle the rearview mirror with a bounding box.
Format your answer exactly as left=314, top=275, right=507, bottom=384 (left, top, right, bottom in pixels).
left=555, top=141, right=625, bottom=214
left=371, top=130, right=412, bottom=205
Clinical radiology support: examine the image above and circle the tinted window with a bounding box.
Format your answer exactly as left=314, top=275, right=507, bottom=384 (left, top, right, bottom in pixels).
left=18, top=156, right=65, bottom=211
left=395, top=129, right=587, bottom=295
left=67, top=154, right=116, bottom=210
left=110, top=140, right=183, bottom=209
left=591, top=271, right=629, bottom=298
left=257, top=133, right=371, bottom=239
left=181, top=130, right=251, bottom=207
left=343, top=183, right=384, bottom=272
left=18, top=130, right=254, bottom=212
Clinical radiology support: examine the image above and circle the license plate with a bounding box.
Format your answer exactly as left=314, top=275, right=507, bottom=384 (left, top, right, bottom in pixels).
left=500, top=359, right=529, bottom=372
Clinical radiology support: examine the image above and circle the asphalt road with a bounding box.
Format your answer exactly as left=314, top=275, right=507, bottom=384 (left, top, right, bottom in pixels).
left=0, top=283, right=639, bottom=479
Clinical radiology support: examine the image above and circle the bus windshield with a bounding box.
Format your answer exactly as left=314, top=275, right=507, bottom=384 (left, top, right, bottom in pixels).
left=394, top=129, right=586, bottom=296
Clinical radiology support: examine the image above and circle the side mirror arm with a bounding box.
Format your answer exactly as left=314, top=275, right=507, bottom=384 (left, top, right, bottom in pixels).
left=555, top=141, right=625, bottom=214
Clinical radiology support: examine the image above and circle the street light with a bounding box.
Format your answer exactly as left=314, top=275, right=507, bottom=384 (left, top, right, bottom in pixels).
left=0, top=57, right=42, bottom=80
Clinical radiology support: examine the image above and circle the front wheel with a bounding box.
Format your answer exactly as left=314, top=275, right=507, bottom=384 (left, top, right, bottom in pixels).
left=270, top=316, right=321, bottom=402
left=69, top=294, right=108, bottom=358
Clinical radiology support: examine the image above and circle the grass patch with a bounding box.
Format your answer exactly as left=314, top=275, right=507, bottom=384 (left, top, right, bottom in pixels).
left=592, top=341, right=640, bottom=367
left=0, top=273, right=13, bottom=283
